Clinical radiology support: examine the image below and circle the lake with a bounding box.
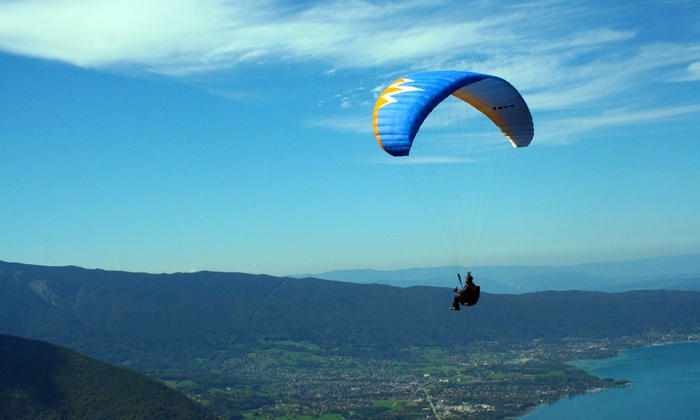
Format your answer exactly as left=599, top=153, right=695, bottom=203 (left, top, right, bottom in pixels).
left=521, top=341, right=700, bottom=419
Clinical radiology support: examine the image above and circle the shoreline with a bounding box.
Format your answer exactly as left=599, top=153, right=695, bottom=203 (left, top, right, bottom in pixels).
left=568, top=336, right=700, bottom=370
left=518, top=338, right=700, bottom=418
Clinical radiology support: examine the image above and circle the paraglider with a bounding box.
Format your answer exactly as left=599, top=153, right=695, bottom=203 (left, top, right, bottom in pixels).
left=451, top=272, right=480, bottom=310
left=372, top=71, right=533, bottom=309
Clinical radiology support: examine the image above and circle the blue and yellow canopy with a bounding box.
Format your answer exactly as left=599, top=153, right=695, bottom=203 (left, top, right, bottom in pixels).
left=373, top=71, right=534, bottom=156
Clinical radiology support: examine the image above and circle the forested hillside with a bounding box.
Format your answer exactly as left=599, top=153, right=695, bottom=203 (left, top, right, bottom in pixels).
left=0, top=333, right=217, bottom=419
left=2, top=260, right=699, bottom=369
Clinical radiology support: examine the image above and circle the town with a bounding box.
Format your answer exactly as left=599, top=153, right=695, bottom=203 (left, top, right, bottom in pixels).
left=156, top=332, right=698, bottom=419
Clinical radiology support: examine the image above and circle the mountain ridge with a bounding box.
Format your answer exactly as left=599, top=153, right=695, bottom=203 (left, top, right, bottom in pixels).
left=292, top=254, right=700, bottom=292
left=3, top=258, right=700, bottom=418
left=0, top=333, right=216, bottom=419
left=2, top=259, right=699, bottom=371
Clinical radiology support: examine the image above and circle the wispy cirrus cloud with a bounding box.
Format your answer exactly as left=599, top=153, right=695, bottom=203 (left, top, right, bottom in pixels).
left=680, top=61, right=700, bottom=81
left=0, top=0, right=678, bottom=79
left=0, top=0, right=230, bottom=70
left=0, top=0, right=506, bottom=73
left=2, top=0, right=699, bottom=142
left=535, top=104, right=700, bottom=145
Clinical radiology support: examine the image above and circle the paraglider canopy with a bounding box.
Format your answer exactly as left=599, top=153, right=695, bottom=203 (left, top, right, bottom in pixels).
left=371, top=70, right=534, bottom=273
left=373, top=71, right=533, bottom=156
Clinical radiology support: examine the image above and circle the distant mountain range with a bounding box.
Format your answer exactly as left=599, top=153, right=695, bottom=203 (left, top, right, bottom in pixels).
left=2, top=258, right=699, bottom=372
left=2, top=258, right=700, bottom=418
left=0, top=333, right=216, bottom=419
left=292, top=254, right=700, bottom=293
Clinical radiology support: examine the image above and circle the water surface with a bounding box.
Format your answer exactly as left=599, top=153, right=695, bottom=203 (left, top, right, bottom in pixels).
left=522, top=341, right=700, bottom=419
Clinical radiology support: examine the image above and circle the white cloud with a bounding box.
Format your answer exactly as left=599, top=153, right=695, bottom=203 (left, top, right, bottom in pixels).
left=534, top=104, right=700, bottom=145
left=309, top=116, right=367, bottom=133
left=0, top=0, right=433, bottom=71
left=0, top=0, right=645, bottom=77
left=684, top=61, right=700, bottom=81
left=2, top=0, right=700, bottom=143
left=0, top=0, right=231, bottom=68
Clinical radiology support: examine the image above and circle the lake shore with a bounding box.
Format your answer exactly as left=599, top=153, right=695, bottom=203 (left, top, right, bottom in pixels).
left=519, top=339, right=700, bottom=419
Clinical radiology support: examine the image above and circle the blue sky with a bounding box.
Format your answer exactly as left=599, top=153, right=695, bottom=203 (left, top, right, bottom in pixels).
left=1, top=0, right=699, bottom=276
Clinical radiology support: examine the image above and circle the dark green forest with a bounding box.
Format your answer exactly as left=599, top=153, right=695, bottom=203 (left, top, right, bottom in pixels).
left=1, top=260, right=699, bottom=418
left=0, top=333, right=216, bottom=419
left=2, top=260, right=698, bottom=368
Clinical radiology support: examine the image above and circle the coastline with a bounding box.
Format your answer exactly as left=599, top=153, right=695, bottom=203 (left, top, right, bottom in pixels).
left=519, top=338, right=700, bottom=418
left=571, top=338, right=700, bottom=371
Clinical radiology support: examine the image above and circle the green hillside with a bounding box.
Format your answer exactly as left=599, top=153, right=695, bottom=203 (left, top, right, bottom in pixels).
left=0, top=333, right=217, bottom=419
left=1, top=260, right=699, bottom=369
left=2, top=260, right=699, bottom=418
